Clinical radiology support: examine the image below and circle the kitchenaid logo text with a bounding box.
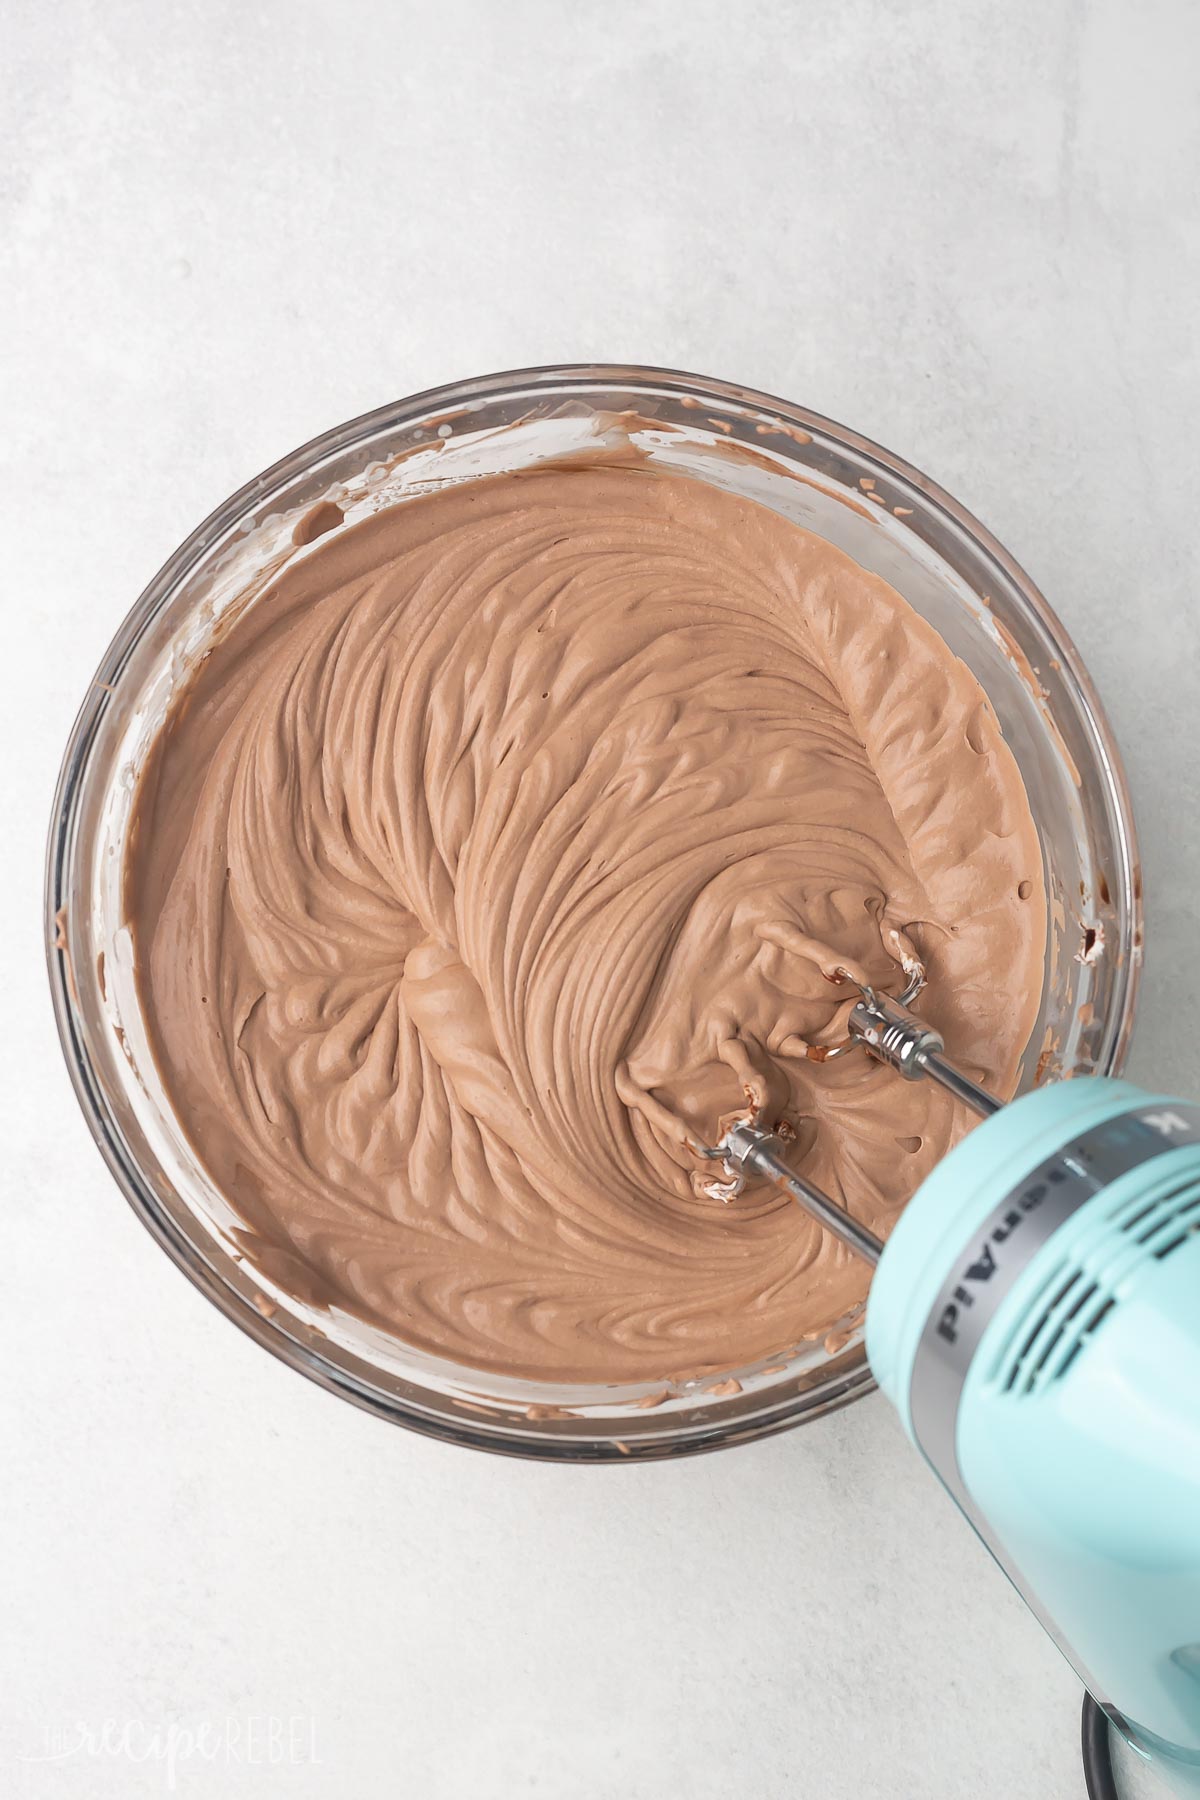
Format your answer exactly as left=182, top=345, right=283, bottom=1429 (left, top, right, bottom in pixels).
left=935, top=1108, right=1194, bottom=1346
left=935, top=1163, right=1073, bottom=1344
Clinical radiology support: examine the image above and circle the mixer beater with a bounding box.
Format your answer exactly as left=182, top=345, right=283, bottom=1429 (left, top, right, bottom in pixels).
left=698, top=963, right=999, bottom=1262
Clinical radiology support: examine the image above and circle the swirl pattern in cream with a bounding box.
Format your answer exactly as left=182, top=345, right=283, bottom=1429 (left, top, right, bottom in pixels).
left=127, top=458, right=1045, bottom=1382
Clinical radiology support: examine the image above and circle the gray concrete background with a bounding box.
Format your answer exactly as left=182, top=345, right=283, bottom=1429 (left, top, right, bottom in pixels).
left=5, top=2, right=1198, bottom=1794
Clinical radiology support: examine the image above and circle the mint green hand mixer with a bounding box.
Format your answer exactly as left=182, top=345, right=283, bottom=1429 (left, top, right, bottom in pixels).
left=703, top=972, right=1200, bottom=1797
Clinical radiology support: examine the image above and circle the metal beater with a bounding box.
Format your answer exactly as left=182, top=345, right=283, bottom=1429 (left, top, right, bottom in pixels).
left=698, top=964, right=998, bottom=1262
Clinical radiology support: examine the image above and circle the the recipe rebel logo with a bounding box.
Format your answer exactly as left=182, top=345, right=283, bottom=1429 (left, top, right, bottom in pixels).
left=17, top=1713, right=323, bottom=1790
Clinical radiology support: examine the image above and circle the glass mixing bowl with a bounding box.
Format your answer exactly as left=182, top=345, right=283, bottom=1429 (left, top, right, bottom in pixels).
left=46, top=365, right=1142, bottom=1461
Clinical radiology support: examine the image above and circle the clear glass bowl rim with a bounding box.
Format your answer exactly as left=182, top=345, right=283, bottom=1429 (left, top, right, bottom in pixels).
left=45, top=362, right=1143, bottom=1461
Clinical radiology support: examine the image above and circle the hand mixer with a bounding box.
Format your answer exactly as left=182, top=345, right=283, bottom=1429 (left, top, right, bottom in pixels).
left=701, top=970, right=1200, bottom=1798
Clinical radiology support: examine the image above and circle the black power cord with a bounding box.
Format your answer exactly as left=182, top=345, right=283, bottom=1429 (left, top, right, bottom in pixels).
left=1081, top=1694, right=1120, bottom=1800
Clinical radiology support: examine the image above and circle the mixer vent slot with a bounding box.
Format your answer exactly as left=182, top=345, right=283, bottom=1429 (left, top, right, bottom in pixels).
left=990, top=1172, right=1200, bottom=1398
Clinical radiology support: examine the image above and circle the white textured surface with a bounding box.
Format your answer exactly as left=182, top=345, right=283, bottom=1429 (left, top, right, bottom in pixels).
left=5, top=2, right=1199, bottom=1795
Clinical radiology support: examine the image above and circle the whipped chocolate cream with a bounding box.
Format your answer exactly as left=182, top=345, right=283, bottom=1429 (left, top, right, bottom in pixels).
left=126, top=457, right=1045, bottom=1382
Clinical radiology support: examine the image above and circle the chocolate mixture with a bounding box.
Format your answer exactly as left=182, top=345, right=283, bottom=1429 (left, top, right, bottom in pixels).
left=126, top=458, right=1045, bottom=1382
